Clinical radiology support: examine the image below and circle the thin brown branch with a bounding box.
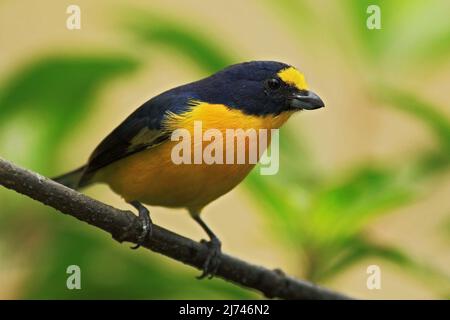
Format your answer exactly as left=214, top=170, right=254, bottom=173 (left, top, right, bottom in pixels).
left=0, top=157, right=352, bottom=300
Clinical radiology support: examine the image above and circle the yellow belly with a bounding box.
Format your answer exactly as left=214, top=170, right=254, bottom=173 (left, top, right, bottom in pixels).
left=96, top=103, right=292, bottom=212
left=98, top=142, right=255, bottom=211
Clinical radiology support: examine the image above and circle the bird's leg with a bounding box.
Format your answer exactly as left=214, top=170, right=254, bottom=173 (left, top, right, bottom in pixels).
left=128, top=200, right=153, bottom=249
left=191, top=214, right=222, bottom=279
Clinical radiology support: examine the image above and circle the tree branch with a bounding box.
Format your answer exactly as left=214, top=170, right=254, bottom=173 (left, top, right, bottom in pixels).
left=0, top=157, right=351, bottom=300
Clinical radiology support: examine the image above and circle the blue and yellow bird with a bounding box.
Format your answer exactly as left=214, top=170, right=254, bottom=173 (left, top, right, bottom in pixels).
left=54, top=61, right=324, bottom=277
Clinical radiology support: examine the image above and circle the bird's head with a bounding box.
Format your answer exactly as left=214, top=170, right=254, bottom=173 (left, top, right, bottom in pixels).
left=194, top=61, right=324, bottom=116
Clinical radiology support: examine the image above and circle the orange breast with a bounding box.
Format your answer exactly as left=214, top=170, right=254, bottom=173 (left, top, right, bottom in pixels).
left=96, top=103, right=292, bottom=212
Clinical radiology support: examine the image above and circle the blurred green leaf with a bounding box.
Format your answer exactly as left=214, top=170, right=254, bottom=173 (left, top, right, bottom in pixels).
left=246, top=153, right=446, bottom=285
left=319, top=236, right=450, bottom=295
left=248, top=162, right=419, bottom=244
left=378, top=86, right=450, bottom=178
left=277, top=126, right=321, bottom=187
left=307, top=166, right=416, bottom=245
left=379, top=86, right=450, bottom=152
left=317, top=237, right=409, bottom=281
left=345, top=1, right=443, bottom=62
left=0, top=54, right=138, bottom=172
left=379, top=1, right=450, bottom=68
left=19, top=209, right=254, bottom=299
left=245, top=171, right=302, bottom=244
left=123, top=11, right=235, bottom=74
left=413, top=29, right=450, bottom=66
left=244, top=126, right=319, bottom=244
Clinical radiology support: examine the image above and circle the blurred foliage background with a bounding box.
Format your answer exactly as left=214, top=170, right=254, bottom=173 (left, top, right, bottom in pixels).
left=0, top=0, right=449, bottom=299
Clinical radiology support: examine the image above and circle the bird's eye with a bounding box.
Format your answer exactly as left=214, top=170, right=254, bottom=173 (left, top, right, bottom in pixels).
left=266, top=78, right=281, bottom=90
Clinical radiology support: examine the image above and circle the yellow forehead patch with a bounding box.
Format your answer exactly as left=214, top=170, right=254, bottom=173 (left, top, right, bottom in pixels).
left=277, top=67, right=308, bottom=90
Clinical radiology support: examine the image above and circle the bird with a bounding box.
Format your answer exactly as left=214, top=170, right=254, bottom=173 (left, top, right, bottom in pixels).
left=53, top=61, right=324, bottom=278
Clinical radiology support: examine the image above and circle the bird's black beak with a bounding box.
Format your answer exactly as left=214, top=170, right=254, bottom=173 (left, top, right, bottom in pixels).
left=289, top=90, right=325, bottom=110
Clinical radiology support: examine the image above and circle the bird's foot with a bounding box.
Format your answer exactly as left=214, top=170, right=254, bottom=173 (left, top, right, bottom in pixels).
left=128, top=201, right=153, bottom=250
left=131, top=218, right=152, bottom=250
left=197, top=237, right=222, bottom=279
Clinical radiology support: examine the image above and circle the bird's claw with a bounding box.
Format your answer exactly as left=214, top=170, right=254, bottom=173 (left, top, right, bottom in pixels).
left=197, top=238, right=222, bottom=279
left=130, top=219, right=152, bottom=249
left=128, top=201, right=153, bottom=250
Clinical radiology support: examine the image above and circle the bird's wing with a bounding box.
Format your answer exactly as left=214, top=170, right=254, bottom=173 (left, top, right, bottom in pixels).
left=79, top=92, right=193, bottom=186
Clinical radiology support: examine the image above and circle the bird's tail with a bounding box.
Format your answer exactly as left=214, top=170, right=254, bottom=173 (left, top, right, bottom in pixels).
left=52, top=165, right=87, bottom=190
